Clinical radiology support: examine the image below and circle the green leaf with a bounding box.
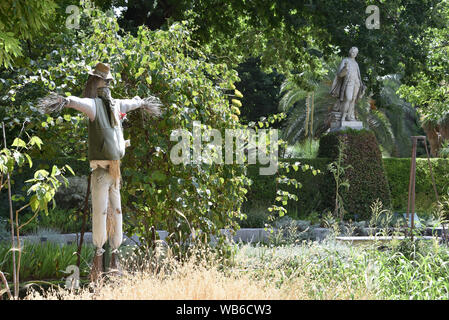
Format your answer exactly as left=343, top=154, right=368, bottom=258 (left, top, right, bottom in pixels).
left=34, top=169, right=49, bottom=179
left=151, top=170, right=166, bottom=182
left=51, top=165, right=60, bottom=177
left=44, top=191, right=52, bottom=203
left=65, top=164, right=75, bottom=176
left=136, top=67, right=145, bottom=78
left=11, top=194, right=25, bottom=202
left=29, top=136, right=43, bottom=149
left=24, top=153, right=32, bottom=168
left=12, top=138, right=26, bottom=148
left=30, top=195, right=39, bottom=212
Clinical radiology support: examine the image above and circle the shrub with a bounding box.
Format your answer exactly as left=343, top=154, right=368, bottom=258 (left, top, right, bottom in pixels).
left=245, top=155, right=449, bottom=225
left=239, top=201, right=271, bottom=228
left=383, top=157, right=448, bottom=214
left=244, top=158, right=332, bottom=221
left=318, top=129, right=391, bottom=220
left=18, top=207, right=91, bottom=235
left=0, top=157, right=88, bottom=221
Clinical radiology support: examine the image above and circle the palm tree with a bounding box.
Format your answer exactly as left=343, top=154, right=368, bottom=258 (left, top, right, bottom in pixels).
left=376, top=74, right=423, bottom=157
left=279, top=66, right=335, bottom=145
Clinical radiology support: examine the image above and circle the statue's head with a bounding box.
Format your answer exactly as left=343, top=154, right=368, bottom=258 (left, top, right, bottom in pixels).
left=83, top=62, right=113, bottom=98
left=349, top=47, right=359, bottom=58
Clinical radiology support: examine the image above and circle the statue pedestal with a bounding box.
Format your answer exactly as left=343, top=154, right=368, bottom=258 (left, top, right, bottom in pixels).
left=341, top=120, right=363, bottom=130
left=329, top=120, right=363, bottom=132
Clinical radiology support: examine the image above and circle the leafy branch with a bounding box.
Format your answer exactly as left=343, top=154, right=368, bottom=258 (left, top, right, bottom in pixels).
left=327, top=137, right=352, bottom=221
left=0, top=122, right=73, bottom=299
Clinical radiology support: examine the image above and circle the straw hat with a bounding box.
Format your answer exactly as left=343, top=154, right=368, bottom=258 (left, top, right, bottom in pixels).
left=88, top=62, right=113, bottom=80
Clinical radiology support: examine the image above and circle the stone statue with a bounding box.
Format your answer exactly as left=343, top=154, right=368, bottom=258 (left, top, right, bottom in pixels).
left=330, top=47, right=366, bottom=125
left=38, top=63, right=163, bottom=282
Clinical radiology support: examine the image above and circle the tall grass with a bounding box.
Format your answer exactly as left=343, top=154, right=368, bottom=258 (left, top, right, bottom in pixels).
left=21, top=237, right=449, bottom=300
left=0, top=241, right=93, bottom=281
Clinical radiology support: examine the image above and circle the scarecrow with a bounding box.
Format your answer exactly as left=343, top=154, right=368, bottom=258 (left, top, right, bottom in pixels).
left=38, top=63, right=163, bottom=282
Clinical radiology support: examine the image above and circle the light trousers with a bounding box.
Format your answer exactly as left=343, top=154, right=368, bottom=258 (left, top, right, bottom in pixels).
left=342, top=79, right=360, bottom=120
left=91, top=167, right=122, bottom=256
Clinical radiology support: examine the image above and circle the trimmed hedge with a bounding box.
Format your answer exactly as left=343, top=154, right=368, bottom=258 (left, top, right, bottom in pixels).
left=245, top=157, right=449, bottom=221
left=243, top=158, right=333, bottom=219
left=383, top=158, right=447, bottom=213
left=318, top=129, right=391, bottom=220
left=3, top=155, right=448, bottom=224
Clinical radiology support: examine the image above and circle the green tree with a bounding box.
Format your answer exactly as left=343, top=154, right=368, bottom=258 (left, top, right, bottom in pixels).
left=2, top=4, right=250, bottom=253
left=398, top=0, right=449, bottom=122
left=0, top=127, right=72, bottom=299
left=101, top=0, right=448, bottom=97
left=375, top=74, right=423, bottom=157
left=309, top=0, right=447, bottom=96
left=234, top=58, right=284, bottom=124
left=0, top=0, right=58, bottom=68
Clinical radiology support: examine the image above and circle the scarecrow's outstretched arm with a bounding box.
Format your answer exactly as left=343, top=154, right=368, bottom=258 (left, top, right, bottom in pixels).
left=37, top=93, right=95, bottom=121
left=117, top=96, right=163, bottom=118
left=66, top=96, right=96, bottom=121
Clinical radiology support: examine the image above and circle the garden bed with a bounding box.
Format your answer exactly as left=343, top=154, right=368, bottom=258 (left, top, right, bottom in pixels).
left=335, top=235, right=438, bottom=245
left=9, top=225, right=447, bottom=246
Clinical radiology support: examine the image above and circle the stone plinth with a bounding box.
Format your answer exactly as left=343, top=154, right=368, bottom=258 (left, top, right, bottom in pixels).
left=329, top=120, right=363, bottom=132
left=341, top=120, right=363, bottom=130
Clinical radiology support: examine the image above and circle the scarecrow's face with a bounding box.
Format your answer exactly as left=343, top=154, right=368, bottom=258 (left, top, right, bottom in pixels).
left=97, top=77, right=111, bottom=89
left=97, top=86, right=112, bottom=100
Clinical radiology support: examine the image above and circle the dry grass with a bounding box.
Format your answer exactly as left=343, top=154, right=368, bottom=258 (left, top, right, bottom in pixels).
left=25, top=248, right=281, bottom=300
left=24, top=241, right=377, bottom=300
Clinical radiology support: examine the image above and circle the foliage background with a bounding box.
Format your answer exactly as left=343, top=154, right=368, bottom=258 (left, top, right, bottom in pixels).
left=0, top=5, right=250, bottom=252
left=1, top=0, right=448, bottom=239
left=244, top=157, right=449, bottom=221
